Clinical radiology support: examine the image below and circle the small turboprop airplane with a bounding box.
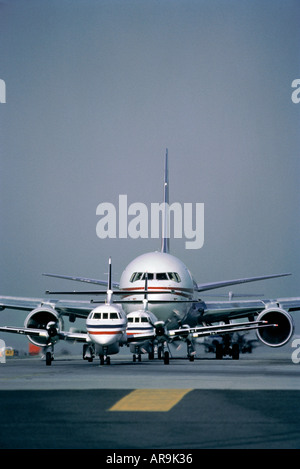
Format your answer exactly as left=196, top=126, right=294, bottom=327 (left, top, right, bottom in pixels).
left=0, top=151, right=300, bottom=365
left=83, top=257, right=128, bottom=365
left=126, top=273, right=159, bottom=362
left=0, top=258, right=129, bottom=366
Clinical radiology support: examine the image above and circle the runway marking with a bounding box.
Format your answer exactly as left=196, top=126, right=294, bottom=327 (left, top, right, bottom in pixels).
left=109, top=389, right=192, bottom=412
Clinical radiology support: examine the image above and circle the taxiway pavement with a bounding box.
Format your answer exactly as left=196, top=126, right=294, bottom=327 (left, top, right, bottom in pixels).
left=0, top=346, right=299, bottom=449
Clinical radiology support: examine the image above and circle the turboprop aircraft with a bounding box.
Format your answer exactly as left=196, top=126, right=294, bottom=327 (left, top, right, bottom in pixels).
left=126, top=273, right=159, bottom=362
left=82, top=257, right=128, bottom=365
left=0, top=258, right=128, bottom=366
left=0, top=257, right=162, bottom=366
left=0, top=150, right=300, bottom=364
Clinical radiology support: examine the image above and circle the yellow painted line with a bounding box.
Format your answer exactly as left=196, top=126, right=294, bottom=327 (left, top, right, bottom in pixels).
left=109, top=389, right=192, bottom=412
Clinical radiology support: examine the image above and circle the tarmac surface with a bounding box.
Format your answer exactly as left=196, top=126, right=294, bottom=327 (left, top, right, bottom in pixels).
left=0, top=345, right=300, bottom=449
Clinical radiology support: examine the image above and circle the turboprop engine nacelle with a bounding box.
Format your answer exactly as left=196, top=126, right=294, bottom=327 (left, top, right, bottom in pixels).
left=256, top=307, right=294, bottom=347
left=24, top=307, right=64, bottom=347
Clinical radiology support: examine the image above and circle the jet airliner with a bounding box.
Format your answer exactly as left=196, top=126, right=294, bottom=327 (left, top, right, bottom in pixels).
left=0, top=151, right=299, bottom=364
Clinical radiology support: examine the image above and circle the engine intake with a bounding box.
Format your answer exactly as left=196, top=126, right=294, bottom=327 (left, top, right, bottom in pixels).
left=24, top=307, right=63, bottom=347
left=256, top=307, right=294, bottom=347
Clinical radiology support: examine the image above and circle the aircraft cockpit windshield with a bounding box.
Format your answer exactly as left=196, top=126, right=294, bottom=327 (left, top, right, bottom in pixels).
left=129, top=272, right=181, bottom=283
left=89, top=311, right=121, bottom=320
left=128, top=316, right=150, bottom=323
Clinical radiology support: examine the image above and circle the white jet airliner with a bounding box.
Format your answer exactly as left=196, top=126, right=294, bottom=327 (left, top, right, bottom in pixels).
left=0, top=151, right=299, bottom=364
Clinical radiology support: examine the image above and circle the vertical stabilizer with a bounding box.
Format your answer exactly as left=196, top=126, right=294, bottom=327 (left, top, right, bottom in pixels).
left=161, top=149, right=170, bottom=253
left=106, top=257, right=113, bottom=304
left=108, top=257, right=112, bottom=291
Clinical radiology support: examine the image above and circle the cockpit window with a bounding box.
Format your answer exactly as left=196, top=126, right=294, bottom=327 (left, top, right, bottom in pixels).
left=130, top=272, right=181, bottom=283
left=156, top=273, right=168, bottom=280
left=144, top=273, right=154, bottom=280
left=130, top=272, right=154, bottom=282
left=127, top=316, right=149, bottom=323
left=168, top=272, right=181, bottom=282
left=91, top=311, right=120, bottom=320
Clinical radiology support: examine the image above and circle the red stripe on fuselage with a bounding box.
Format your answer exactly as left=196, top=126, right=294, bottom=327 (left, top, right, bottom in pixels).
left=87, top=330, right=124, bottom=335
left=120, top=286, right=193, bottom=299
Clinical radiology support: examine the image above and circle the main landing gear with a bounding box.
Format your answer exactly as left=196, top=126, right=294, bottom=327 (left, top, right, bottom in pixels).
left=187, top=340, right=196, bottom=362
left=215, top=341, right=240, bottom=360
left=133, top=353, right=142, bottom=362
left=99, top=355, right=111, bottom=365
left=132, top=344, right=155, bottom=362
left=157, top=344, right=170, bottom=365
left=45, top=345, right=54, bottom=366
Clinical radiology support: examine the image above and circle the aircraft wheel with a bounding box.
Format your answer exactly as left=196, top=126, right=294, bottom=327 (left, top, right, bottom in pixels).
left=215, top=344, right=223, bottom=360
left=164, top=351, right=170, bottom=365
left=232, top=344, right=240, bottom=360
left=46, top=352, right=52, bottom=366
left=106, top=356, right=111, bottom=365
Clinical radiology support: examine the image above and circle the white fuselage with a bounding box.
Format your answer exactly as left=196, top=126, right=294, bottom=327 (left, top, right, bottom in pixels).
left=86, top=304, right=127, bottom=351
left=126, top=310, right=157, bottom=342
left=119, top=251, right=196, bottom=324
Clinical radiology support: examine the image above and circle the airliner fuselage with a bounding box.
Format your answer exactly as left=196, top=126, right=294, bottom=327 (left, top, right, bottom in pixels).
left=119, top=251, right=196, bottom=323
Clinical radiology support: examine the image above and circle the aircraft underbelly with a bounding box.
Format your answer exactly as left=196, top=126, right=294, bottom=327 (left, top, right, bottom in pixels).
left=95, top=342, right=120, bottom=355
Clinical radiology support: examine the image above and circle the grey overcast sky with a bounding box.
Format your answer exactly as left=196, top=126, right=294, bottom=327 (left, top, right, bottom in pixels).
left=0, top=0, right=300, bottom=347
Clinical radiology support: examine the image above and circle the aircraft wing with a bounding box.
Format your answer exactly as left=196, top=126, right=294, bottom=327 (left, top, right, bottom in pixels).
left=196, top=273, right=291, bottom=292
left=168, top=296, right=300, bottom=345
left=0, top=325, right=50, bottom=339
left=199, top=297, right=300, bottom=322
left=168, top=319, right=276, bottom=340
left=43, top=273, right=120, bottom=289
left=0, top=296, right=94, bottom=319
left=0, top=325, right=89, bottom=343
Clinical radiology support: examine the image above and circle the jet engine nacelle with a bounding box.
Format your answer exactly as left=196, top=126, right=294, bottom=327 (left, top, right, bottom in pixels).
left=24, top=307, right=63, bottom=347
left=256, top=307, right=294, bottom=347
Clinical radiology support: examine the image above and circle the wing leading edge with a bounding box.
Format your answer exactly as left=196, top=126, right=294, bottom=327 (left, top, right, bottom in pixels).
left=0, top=296, right=93, bottom=319
left=196, top=273, right=291, bottom=292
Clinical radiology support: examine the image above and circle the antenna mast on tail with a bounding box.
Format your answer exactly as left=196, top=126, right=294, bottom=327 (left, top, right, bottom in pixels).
left=161, top=149, right=170, bottom=254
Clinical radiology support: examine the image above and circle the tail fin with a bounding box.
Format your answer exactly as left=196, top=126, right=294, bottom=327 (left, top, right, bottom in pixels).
left=106, top=257, right=113, bottom=304
left=108, top=257, right=112, bottom=291
left=161, top=149, right=170, bottom=254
